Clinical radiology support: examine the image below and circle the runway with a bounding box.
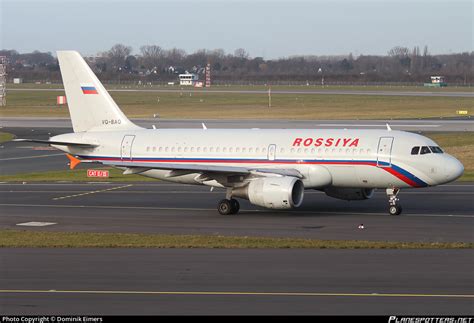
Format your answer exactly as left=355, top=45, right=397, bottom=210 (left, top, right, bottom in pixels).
left=0, top=182, right=473, bottom=242
left=1, top=184, right=473, bottom=315
left=1, top=248, right=472, bottom=314
left=8, top=87, right=474, bottom=97
left=2, top=117, right=474, bottom=131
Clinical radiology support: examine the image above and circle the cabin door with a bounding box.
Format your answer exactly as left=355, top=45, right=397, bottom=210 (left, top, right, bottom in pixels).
left=377, top=137, right=393, bottom=167
left=121, top=135, right=135, bottom=161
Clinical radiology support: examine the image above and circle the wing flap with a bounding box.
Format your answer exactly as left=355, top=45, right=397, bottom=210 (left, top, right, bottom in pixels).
left=98, top=160, right=303, bottom=178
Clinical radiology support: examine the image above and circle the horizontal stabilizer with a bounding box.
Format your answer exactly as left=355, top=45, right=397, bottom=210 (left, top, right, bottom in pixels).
left=14, top=139, right=98, bottom=148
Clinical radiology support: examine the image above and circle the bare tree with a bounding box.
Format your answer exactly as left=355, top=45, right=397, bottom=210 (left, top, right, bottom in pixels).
left=234, top=48, right=249, bottom=59
left=139, top=45, right=163, bottom=69
left=107, top=44, right=132, bottom=70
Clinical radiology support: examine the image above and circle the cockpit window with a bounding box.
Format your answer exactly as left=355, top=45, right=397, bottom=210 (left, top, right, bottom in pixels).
left=411, top=146, right=420, bottom=155
left=430, top=146, right=443, bottom=154
left=420, top=146, right=431, bottom=155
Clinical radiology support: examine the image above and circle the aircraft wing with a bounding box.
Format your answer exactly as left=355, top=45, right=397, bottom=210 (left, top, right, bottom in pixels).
left=98, top=160, right=303, bottom=178
left=14, top=139, right=98, bottom=148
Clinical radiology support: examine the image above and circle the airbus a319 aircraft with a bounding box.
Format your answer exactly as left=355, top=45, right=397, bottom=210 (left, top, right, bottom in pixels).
left=18, top=51, right=464, bottom=215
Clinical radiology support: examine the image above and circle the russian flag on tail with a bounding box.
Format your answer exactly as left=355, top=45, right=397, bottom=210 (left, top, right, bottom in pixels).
left=80, top=84, right=98, bottom=94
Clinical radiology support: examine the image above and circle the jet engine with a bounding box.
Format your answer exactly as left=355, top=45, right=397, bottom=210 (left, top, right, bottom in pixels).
left=324, top=187, right=374, bottom=201
left=233, top=176, right=304, bottom=209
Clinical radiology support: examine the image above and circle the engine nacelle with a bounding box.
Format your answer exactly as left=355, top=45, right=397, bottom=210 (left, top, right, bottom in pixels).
left=233, top=176, right=304, bottom=209
left=324, top=187, right=374, bottom=201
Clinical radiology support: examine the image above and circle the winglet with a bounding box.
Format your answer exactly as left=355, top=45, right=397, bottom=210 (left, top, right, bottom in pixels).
left=66, top=154, right=81, bottom=170
left=386, top=123, right=392, bottom=131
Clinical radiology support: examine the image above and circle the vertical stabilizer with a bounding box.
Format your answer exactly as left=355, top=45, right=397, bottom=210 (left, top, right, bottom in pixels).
left=57, top=50, right=140, bottom=132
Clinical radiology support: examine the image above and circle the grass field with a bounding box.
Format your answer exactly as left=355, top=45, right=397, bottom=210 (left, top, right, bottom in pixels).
left=0, top=132, right=14, bottom=143
left=2, top=87, right=472, bottom=119
left=423, top=132, right=474, bottom=181
left=1, top=230, right=471, bottom=249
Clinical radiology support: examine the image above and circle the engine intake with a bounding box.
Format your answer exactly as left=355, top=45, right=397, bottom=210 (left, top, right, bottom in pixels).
left=324, top=187, right=374, bottom=201
left=233, top=176, right=304, bottom=209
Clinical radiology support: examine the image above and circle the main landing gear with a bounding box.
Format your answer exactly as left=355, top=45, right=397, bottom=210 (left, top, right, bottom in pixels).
left=386, top=188, right=402, bottom=215
left=217, top=198, right=240, bottom=215
left=217, top=188, right=240, bottom=215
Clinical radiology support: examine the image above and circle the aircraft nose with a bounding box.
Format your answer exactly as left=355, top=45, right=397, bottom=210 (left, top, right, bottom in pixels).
left=443, top=156, right=464, bottom=183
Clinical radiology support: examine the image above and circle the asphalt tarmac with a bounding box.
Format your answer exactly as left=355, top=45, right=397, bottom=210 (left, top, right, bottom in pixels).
left=0, top=182, right=472, bottom=242
left=1, top=249, right=472, bottom=315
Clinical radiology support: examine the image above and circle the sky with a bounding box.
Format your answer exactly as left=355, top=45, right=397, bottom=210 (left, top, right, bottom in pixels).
left=1, top=0, right=472, bottom=58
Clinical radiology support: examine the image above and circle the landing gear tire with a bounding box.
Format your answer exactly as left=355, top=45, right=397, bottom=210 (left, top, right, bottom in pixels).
left=389, top=204, right=402, bottom=216
left=230, top=199, right=240, bottom=214
left=218, top=199, right=233, bottom=215
left=217, top=198, right=240, bottom=215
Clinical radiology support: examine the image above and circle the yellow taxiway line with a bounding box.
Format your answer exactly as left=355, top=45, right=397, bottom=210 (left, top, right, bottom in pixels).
left=0, top=290, right=472, bottom=298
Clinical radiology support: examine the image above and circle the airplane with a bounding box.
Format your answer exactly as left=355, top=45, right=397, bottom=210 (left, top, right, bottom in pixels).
left=16, top=51, right=464, bottom=216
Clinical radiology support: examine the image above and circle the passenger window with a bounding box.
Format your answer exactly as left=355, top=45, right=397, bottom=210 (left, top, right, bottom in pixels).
left=430, top=146, right=443, bottom=154
left=420, top=146, right=431, bottom=155
left=411, top=146, right=420, bottom=155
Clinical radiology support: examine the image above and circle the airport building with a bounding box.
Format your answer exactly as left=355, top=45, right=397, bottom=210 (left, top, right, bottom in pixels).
left=424, top=75, right=447, bottom=87
left=179, top=73, right=199, bottom=86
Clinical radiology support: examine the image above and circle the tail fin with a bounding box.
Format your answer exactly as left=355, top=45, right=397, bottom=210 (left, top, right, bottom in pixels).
left=57, top=50, right=140, bottom=132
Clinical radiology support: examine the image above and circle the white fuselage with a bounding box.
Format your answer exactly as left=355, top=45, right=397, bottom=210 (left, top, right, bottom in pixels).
left=53, top=128, right=463, bottom=190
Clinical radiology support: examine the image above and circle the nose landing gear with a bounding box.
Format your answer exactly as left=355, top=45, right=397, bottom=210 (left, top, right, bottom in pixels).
left=386, top=188, right=402, bottom=215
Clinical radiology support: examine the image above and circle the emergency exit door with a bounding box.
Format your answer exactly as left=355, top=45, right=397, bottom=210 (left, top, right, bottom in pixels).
left=377, top=137, right=393, bottom=167
left=267, top=144, right=277, bottom=161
